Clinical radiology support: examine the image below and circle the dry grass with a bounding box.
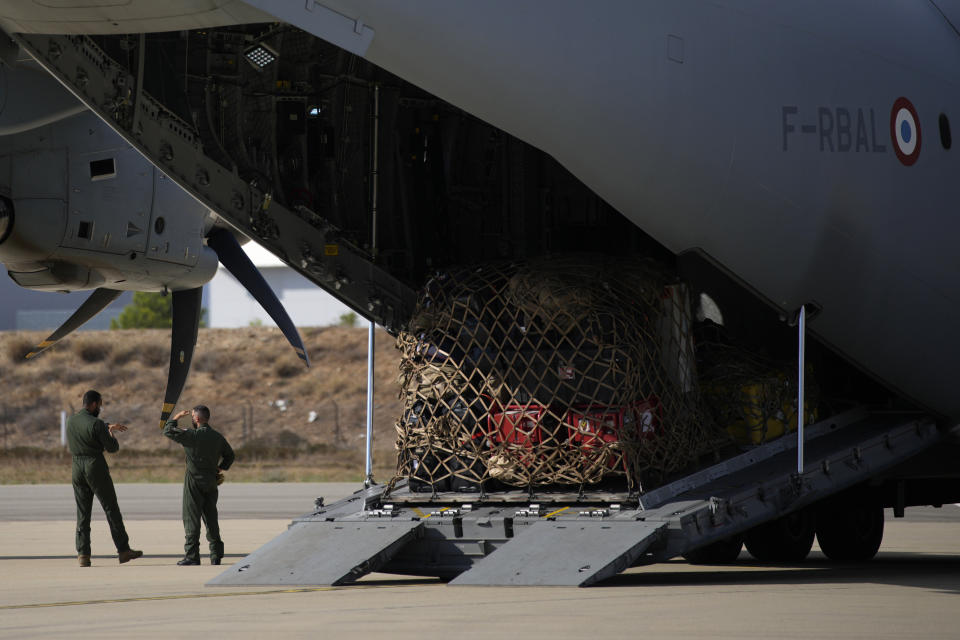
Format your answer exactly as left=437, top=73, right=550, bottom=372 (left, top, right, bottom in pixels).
left=0, top=327, right=404, bottom=483
left=0, top=446, right=398, bottom=484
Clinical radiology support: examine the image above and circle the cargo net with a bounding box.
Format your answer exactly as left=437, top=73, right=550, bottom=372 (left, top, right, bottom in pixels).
left=389, top=256, right=718, bottom=494
left=695, top=322, right=819, bottom=446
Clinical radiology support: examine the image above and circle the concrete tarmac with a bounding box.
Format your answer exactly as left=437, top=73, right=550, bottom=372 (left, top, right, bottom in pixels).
left=0, top=482, right=358, bottom=520
left=1, top=484, right=958, bottom=639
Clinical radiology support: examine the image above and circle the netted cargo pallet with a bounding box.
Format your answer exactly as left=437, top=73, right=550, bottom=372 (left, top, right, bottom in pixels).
left=696, top=322, right=819, bottom=446
left=389, top=256, right=720, bottom=493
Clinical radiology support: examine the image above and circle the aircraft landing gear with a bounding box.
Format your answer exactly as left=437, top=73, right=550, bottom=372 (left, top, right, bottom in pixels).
left=816, top=499, right=884, bottom=562
left=744, top=508, right=816, bottom=562
left=683, top=535, right=744, bottom=564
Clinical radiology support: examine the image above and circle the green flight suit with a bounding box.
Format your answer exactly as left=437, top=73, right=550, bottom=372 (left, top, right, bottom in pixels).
left=67, top=409, right=132, bottom=556
left=163, top=419, right=235, bottom=562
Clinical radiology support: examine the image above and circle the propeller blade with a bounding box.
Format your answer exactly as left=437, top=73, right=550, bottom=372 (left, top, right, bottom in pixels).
left=158, top=287, right=202, bottom=428
left=25, top=288, right=122, bottom=359
left=207, top=229, right=310, bottom=367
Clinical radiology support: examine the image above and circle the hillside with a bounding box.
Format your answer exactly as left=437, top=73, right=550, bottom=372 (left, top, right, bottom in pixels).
left=0, top=326, right=404, bottom=481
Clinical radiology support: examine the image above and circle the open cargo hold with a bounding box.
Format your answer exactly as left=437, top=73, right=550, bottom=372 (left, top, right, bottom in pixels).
left=391, top=256, right=723, bottom=492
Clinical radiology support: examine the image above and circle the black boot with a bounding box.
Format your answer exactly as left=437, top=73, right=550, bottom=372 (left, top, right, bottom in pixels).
left=177, top=558, right=200, bottom=566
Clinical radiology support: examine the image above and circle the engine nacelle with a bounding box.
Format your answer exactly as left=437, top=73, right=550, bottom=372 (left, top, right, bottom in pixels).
left=0, top=195, right=61, bottom=264
left=0, top=110, right=218, bottom=292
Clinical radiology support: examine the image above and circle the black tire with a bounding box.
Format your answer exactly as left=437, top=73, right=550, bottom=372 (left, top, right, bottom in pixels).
left=683, top=535, right=743, bottom=564
left=744, top=509, right=816, bottom=562
left=816, top=502, right=884, bottom=562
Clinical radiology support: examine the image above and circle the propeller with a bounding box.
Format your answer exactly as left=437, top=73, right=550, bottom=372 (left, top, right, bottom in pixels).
left=24, top=288, right=122, bottom=359
left=207, top=229, right=311, bottom=367
left=23, top=230, right=311, bottom=430
left=156, top=232, right=310, bottom=426
left=158, top=287, right=202, bottom=428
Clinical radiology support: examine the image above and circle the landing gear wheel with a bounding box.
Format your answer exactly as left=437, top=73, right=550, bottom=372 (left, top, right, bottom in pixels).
left=683, top=535, right=743, bottom=564
left=744, top=509, right=816, bottom=562
left=816, top=503, right=884, bottom=562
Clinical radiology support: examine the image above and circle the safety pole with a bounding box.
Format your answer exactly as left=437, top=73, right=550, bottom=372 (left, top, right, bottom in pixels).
left=365, top=325, right=375, bottom=486
left=364, top=84, right=380, bottom=488
left=797, top=305, right=806, bottom=474
left=60, top=410, right=67, bottom=447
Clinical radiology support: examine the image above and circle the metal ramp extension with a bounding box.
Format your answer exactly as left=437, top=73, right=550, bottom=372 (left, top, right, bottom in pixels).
left=449, top=519, right=669, bottom=586
left=209, top=519, right=423, bottom=586
left=211, top=410, right=941, bottom=587
left=453, top=411, right=938, bottom=585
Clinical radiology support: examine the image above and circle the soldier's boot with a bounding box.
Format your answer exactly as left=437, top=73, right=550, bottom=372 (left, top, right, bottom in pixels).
left=210, top=542, right=224, bottom=567
left=177, top=557, right=200, bottom=566
left=78, top=554, right=91, bottom=567
left=118, top=549, right=143, bottom=564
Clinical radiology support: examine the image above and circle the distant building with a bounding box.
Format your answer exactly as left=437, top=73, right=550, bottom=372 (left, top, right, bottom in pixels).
left=0, top=276, right=134, bottom=331
left=207, top=241, right=355, bottom=328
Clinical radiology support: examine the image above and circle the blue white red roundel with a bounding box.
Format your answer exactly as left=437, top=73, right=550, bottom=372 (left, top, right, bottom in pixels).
left=890, top=97, right=921, bottom=166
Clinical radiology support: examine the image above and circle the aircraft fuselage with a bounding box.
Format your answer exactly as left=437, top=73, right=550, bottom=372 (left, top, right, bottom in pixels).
left=3, top=1, right=958, bottom=420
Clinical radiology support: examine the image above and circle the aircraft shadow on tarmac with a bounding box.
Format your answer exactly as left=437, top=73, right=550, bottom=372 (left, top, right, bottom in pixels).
left=3, top=552, right=957, bottom=594
left=600, top=554, right=960, bottom=595
left=0, top=553, right=247, bottom=561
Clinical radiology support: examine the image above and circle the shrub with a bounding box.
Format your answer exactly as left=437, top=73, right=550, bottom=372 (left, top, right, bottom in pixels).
left=275, top=362, right=302, bottom=379
left=139, top=343, right=168, bottom=368
left=6, top=337, right=34, bottom=364
left=111, top=291, right=208, bottom=329
left=110, top=347, right=138, bottom=367
left=111, top=292, right=172, bottom=329
left=76, top=339, right=112, bottom=363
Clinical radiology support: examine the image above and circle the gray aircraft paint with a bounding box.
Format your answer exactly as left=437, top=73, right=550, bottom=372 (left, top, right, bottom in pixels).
left=2, top=1, right=958, bottom=420
left=0, top=61, right=86, bottom=135
left=0, top=108, right=217, bottom=292
left=0, top=0, right=271, bottom=35
left=252, top=0, right=960, bottom=421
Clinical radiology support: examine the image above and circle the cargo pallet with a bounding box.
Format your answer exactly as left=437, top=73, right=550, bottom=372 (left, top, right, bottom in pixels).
left=210, top=408, right=945, bottom=587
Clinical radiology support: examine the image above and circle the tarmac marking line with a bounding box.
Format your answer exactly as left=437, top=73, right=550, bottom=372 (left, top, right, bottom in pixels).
left=0, top=585, right=395, bottom=610
left=542, top=506, right=570, bottom=519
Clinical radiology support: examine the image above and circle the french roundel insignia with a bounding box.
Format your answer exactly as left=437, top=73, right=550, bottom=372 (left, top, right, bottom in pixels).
left=890, top=97, right=921, bottom=166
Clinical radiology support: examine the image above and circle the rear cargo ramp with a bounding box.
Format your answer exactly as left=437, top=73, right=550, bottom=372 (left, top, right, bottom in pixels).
left=448, top=411, right=939, bottom=586
left=450, top=520, right=667, bottom=587
left=210, top=410, right=941, bottom=587
left=208, top=520, right=423, bottom=586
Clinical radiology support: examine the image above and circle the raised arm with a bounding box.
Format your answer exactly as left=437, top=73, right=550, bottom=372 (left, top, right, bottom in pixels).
left=162, top=410, right=196, bottom=445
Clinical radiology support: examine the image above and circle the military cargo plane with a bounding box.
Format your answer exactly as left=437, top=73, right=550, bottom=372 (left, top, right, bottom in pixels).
left=0, top=1, right=958, bottom=585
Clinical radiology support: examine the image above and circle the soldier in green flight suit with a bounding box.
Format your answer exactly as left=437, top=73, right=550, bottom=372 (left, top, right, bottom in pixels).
left=163, top=405, right=235, bottom=565
left=68, top=389, right=143, bottom=567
